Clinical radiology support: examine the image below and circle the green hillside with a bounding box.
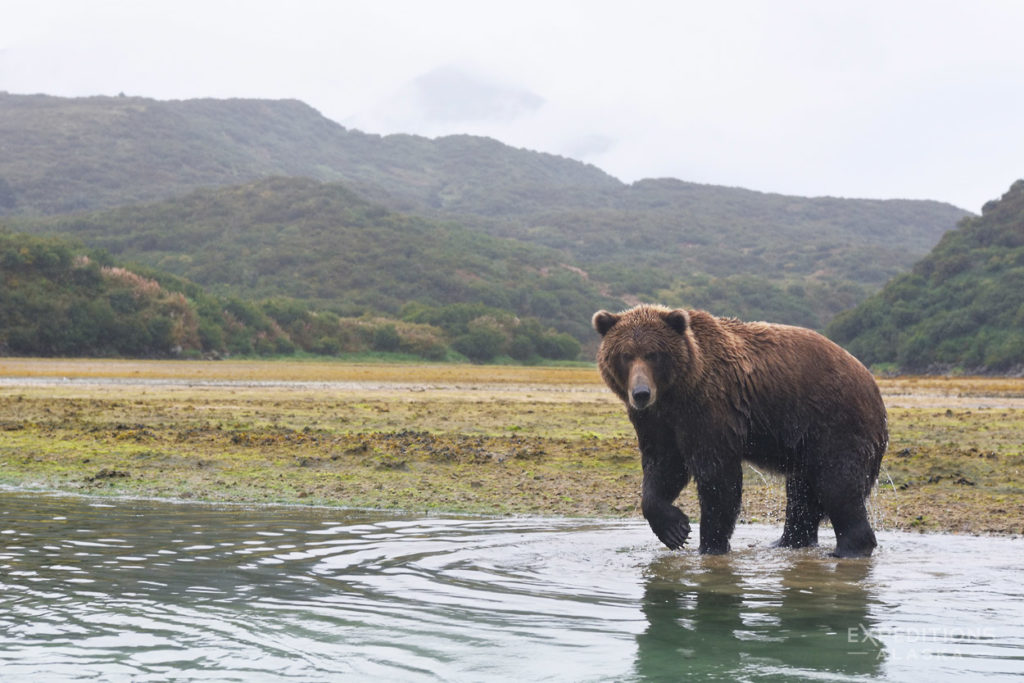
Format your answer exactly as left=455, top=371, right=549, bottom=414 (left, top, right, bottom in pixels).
left=828, top=180, right=1024, bottom=373
left=5, top=177, right=619, bottom=343
left=0, top=232, right=214, bottom=357
left=508, top=180, right=966, bottom=327
left=0, top=230, right=585, bottom=362
left=0, top=93, right=969, bottom=329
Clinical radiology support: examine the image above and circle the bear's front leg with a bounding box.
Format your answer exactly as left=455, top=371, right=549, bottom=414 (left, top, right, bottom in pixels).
left=633, top=415, right=691, bottom=550
left=639, top=453, right=691, bottom=550
left=642, top=493, right=690, bottom=550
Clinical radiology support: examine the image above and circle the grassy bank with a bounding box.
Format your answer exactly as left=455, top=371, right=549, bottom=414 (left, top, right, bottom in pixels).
left=1, top=359, right=1022, bottom=535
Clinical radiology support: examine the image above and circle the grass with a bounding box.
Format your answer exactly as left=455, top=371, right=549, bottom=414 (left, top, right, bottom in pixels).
left=1, top=358, right=1021, bottom=535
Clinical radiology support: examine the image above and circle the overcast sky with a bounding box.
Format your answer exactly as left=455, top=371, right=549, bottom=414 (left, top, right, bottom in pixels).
left=3, top=1, right=1023, bottom=212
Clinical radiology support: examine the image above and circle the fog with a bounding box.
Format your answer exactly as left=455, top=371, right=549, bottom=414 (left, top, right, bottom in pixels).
left=3, top=0, right=1024, bottom=211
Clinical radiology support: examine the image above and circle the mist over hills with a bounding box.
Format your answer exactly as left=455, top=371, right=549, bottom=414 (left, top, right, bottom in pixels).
left=0, top=91, right=977, bottom=359
left=0, top=92, right=620, bottom=216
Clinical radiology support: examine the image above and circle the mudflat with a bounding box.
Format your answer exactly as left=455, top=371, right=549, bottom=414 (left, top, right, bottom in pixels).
left=1, top=359, right=1021, bottom=534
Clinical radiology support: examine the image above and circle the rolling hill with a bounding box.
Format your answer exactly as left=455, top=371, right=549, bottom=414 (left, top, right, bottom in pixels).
left=0, top=229, right=584, bottom=362
left=6, top=177, right=621, bottom=344
left=0, top=92, right=971, bottom=339
left=0, top=92, right=620, bottom=217
left=828, top=180, right=1024, bottom=373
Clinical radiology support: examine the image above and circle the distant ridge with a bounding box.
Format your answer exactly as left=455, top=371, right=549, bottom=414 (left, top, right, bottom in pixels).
left=0, top=92, right=620, bottom=216
left=0, top=92, right=970, bottom=330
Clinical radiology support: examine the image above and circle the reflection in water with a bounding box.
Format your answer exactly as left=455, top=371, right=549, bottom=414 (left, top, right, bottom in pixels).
left=0, top=494, right=646, bottom=680
left=636, top=553, right=883, bottom=680
left=0, top=491, right=1022, bottom=681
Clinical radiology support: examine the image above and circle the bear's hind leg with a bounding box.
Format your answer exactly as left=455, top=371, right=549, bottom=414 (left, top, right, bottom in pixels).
left=695, top=459, right=743, bottom=554
left=809, top=451, right=879, bottom=557
left=827, top=502, right=876, bottom=558
left=817, top=479, right=877, bottom=558
left=774, top=475, right=825, bottom=549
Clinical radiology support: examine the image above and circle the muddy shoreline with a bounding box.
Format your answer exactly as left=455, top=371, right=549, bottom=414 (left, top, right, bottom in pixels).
left=1, top=360, right=1021, bottom=536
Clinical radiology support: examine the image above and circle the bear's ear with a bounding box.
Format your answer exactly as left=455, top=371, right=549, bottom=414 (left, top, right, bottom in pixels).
left=662, top=309, right=689, bottom=335
left=592, top=310, right=620, bottom=336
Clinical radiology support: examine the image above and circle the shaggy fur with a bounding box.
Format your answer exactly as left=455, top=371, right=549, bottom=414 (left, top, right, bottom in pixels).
left=593, top=304, right=887, bottom=557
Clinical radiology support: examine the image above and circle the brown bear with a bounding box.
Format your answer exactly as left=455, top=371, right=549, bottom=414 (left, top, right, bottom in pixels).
left=592, top=304, right=887, bottom=557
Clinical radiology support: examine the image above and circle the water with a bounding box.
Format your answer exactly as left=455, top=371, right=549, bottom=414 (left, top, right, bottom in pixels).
left=0, top=491, right=1021, bottom=681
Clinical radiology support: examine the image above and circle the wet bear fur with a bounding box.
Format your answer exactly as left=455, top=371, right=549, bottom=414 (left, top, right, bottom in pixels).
left=592, top=304, right=887, bottom=557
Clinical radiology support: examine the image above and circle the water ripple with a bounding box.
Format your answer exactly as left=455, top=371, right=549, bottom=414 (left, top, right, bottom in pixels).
left=1, top=491, right=1022, bottom=681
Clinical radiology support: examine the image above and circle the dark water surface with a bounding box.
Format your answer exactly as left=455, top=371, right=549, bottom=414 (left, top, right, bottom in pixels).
left=1, top=490, right=1021, bottom=681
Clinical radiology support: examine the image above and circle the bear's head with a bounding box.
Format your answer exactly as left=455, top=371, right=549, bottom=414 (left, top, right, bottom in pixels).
left=592, top=304, right=699, bottom=411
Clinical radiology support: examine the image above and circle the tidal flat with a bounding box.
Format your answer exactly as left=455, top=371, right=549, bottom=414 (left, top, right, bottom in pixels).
left=1, top=358, right=1021, bottom=535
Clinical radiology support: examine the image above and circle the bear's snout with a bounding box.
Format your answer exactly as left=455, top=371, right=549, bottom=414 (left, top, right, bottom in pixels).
left=631, top=384, right=652, bottom=409
left=628, top=360, right=656, bottom=410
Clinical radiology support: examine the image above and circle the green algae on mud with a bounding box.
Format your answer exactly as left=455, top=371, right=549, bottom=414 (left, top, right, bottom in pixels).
left=1, top=360, right=1022, bottom=535
left=880, top=405, right=1024, bottom=534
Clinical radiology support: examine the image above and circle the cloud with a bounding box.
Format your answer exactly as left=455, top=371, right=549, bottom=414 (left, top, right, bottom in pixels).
left=405, top=65, right=545, bottom=125
left=3, top=0, right=1024, bottom=211
left=353, top=63, right=545, bottom=136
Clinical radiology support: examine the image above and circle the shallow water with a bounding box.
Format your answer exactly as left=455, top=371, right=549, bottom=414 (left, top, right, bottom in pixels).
left=0, top=491, right=1021, bottom=681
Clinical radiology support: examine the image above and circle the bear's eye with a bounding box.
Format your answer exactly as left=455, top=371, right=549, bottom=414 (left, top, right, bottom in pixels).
left=616, top=354, right=634, bottom=375
left=645, top=352, right=664, bottom=363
